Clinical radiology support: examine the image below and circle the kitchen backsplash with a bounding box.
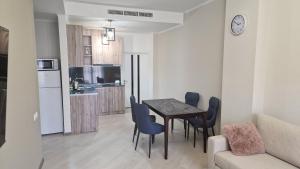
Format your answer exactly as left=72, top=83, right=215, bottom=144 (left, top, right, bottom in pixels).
left=69, top=65, right=120, bottom=84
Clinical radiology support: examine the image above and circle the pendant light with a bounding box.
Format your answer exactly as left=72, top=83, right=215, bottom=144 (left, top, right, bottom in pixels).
left=105, top=19, right=115, bottom=41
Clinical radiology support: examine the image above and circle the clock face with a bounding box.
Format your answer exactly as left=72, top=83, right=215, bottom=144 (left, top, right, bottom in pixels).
left=231, top=15, right=246, bottom=36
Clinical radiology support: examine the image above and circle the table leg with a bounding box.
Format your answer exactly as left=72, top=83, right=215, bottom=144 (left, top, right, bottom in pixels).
left=171, top=118, right=174, bottom=132
left=164, top=117, right=169, bottom=159
left=201, top=113, right=208, bottom=153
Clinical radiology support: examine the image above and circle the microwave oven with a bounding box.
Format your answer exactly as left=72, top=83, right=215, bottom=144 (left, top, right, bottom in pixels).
left=36, top=59, right=59, bottom=70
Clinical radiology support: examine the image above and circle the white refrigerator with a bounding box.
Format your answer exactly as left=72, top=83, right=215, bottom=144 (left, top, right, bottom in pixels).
left=38, top=70, right=63, bottom=135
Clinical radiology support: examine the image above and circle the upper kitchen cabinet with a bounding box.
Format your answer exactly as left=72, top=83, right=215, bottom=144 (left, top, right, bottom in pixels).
left=67, top=25, right=123, bottom=66
left=91, top=29, right=123, bottom=65
left=67, top=25, right=84, bottom=67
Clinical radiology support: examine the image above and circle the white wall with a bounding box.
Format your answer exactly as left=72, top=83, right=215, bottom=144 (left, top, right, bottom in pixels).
left=154, top=0, right=225, bottom=131
left=221, top=0, right=300, bottom=127
left=253, top=0, right=300, bottom=126
left=0, top=0, right=43, bottom=168
left=221, top=0, right=259, bottom=125
left=35, top=19, right=60, bottom=59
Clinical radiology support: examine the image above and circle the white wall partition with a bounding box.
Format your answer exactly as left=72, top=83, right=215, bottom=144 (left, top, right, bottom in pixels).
left=57, top=14, right=72, bottom=133
left=221, top=0, right=259, bottom=125
left=0, top=0, right=42, bottom=168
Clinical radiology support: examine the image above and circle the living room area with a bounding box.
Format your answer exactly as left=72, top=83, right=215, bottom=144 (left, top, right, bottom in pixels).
left=0, top=0, right=300, bottom=169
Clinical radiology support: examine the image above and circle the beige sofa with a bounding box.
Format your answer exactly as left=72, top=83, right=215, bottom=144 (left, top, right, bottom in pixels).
left=208, top=114, right=300, bottom=169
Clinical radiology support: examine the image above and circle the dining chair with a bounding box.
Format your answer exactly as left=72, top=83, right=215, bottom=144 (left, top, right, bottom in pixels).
left=171, top=92, right=200, bottom=138
left=188, top=96, right=220, bottom=148
left=133, top=103, right=164, bottom=158
left=130, top=96, right=156, bottom=143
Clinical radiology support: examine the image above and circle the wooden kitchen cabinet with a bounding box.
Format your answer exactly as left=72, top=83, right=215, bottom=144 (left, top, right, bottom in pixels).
left=91, top=29, right=102, bottom=65
left=91, top=29, right=123, bottom=65
left=67, top=25, right=84, bottom=67
left=67, top=26, right=123, bottom=66
left=96, top=86, right=125, bottom=115
left=70, top=94, right=98, bottom=134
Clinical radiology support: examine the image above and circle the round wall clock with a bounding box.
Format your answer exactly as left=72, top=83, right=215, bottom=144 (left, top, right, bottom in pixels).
left=231, top=15, right=246, bottom=36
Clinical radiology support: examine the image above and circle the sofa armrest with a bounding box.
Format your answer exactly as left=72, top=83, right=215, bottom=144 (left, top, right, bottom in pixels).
left=208, top=135, right=229, bottom=169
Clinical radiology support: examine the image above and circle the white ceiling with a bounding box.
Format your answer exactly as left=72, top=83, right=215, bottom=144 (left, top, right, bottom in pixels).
left=66, top=0, right=209, bottom=12
left=34, top=0, right=210, bottom=33
left=67, top=16, right=178, bottom=33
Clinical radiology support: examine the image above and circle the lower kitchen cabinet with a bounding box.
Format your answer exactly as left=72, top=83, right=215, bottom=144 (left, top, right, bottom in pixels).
left=70, top=94, right=98, bottom=134
left=96, top=86, right=125, bottom=115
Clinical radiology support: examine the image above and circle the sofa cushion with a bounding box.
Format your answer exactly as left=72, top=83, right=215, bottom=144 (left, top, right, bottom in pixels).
left=223, top=122, right=265, bottom=155
left=215, top=151, right=298, bottom=169
left=256, top=114, right=300, bottom=167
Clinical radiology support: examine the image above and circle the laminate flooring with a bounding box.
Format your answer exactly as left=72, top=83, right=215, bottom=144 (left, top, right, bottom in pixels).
left=42, top=109, right=208, bottom=169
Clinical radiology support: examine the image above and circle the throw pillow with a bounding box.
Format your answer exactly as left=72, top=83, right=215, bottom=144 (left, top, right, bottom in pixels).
left=223, top=122, right=265, bottom=156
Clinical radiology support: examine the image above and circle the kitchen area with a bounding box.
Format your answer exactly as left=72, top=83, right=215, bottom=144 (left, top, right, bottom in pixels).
left=37, top=23, right=126, bottom=135
left=68, top=65, right=125, bottom=134
left=67, top=25, right=125, bottom=134
left=35, top=17, right=154, bottom=136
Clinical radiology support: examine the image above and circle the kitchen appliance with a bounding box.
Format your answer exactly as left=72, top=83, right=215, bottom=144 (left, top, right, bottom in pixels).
left=38, top=69, right=63, bottom=135
left=94, top=66, right=121, bottom=84
left=36, top=59, right=59, bottom=71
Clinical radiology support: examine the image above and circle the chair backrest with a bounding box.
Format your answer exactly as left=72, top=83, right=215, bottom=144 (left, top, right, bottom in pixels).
left=207, top=97, right=220, bottom=125
left=185, top=92, right=200, bottom=107
left=133, top=103, right=153, bottom=134
left=130, top=95, right=136, bottom=122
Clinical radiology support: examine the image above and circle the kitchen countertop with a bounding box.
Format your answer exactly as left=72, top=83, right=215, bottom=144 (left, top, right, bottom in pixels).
left=70, top=90, right=98, bottom=96
left=69, top=83, right=124, bottom=96
left=91, top=83, right=125, bottom=88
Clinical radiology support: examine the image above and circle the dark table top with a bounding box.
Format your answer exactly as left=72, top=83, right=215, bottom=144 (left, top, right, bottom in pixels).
left=142, top=98, right=205, bottom=118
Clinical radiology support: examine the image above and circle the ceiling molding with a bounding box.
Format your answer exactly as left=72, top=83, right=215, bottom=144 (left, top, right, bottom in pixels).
left=184, top=0, right=216, bottom=14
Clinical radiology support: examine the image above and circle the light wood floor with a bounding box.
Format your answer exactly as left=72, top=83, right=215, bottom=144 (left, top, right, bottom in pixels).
left=42, top=109, right=208, bottom=169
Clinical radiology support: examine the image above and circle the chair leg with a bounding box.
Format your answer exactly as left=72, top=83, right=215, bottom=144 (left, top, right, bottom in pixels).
left=132, top=124, right=137, bottom=143
left=135, top=131, right=140, bottom=151
left=149, top=135, right=152, bottom=158
left=152, top=134, right=155, bottom=144
left=212, top=127, right=215, bottom=136
left=193, top=127, right=196, bottom=148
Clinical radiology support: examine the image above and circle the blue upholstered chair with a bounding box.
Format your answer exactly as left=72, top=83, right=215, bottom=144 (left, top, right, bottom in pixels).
left=171, top=92, right=200, bottom=138
left=133, top=103, right=164, bottom=158
left=130, top=96, right=156, bottom=143
left=188, top=97, right=220, bottom=148
left=185, top=92, right=200, bottom=107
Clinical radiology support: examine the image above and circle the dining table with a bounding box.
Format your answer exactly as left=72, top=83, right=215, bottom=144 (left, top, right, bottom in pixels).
left=142, top=98, right=207, bottom=160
